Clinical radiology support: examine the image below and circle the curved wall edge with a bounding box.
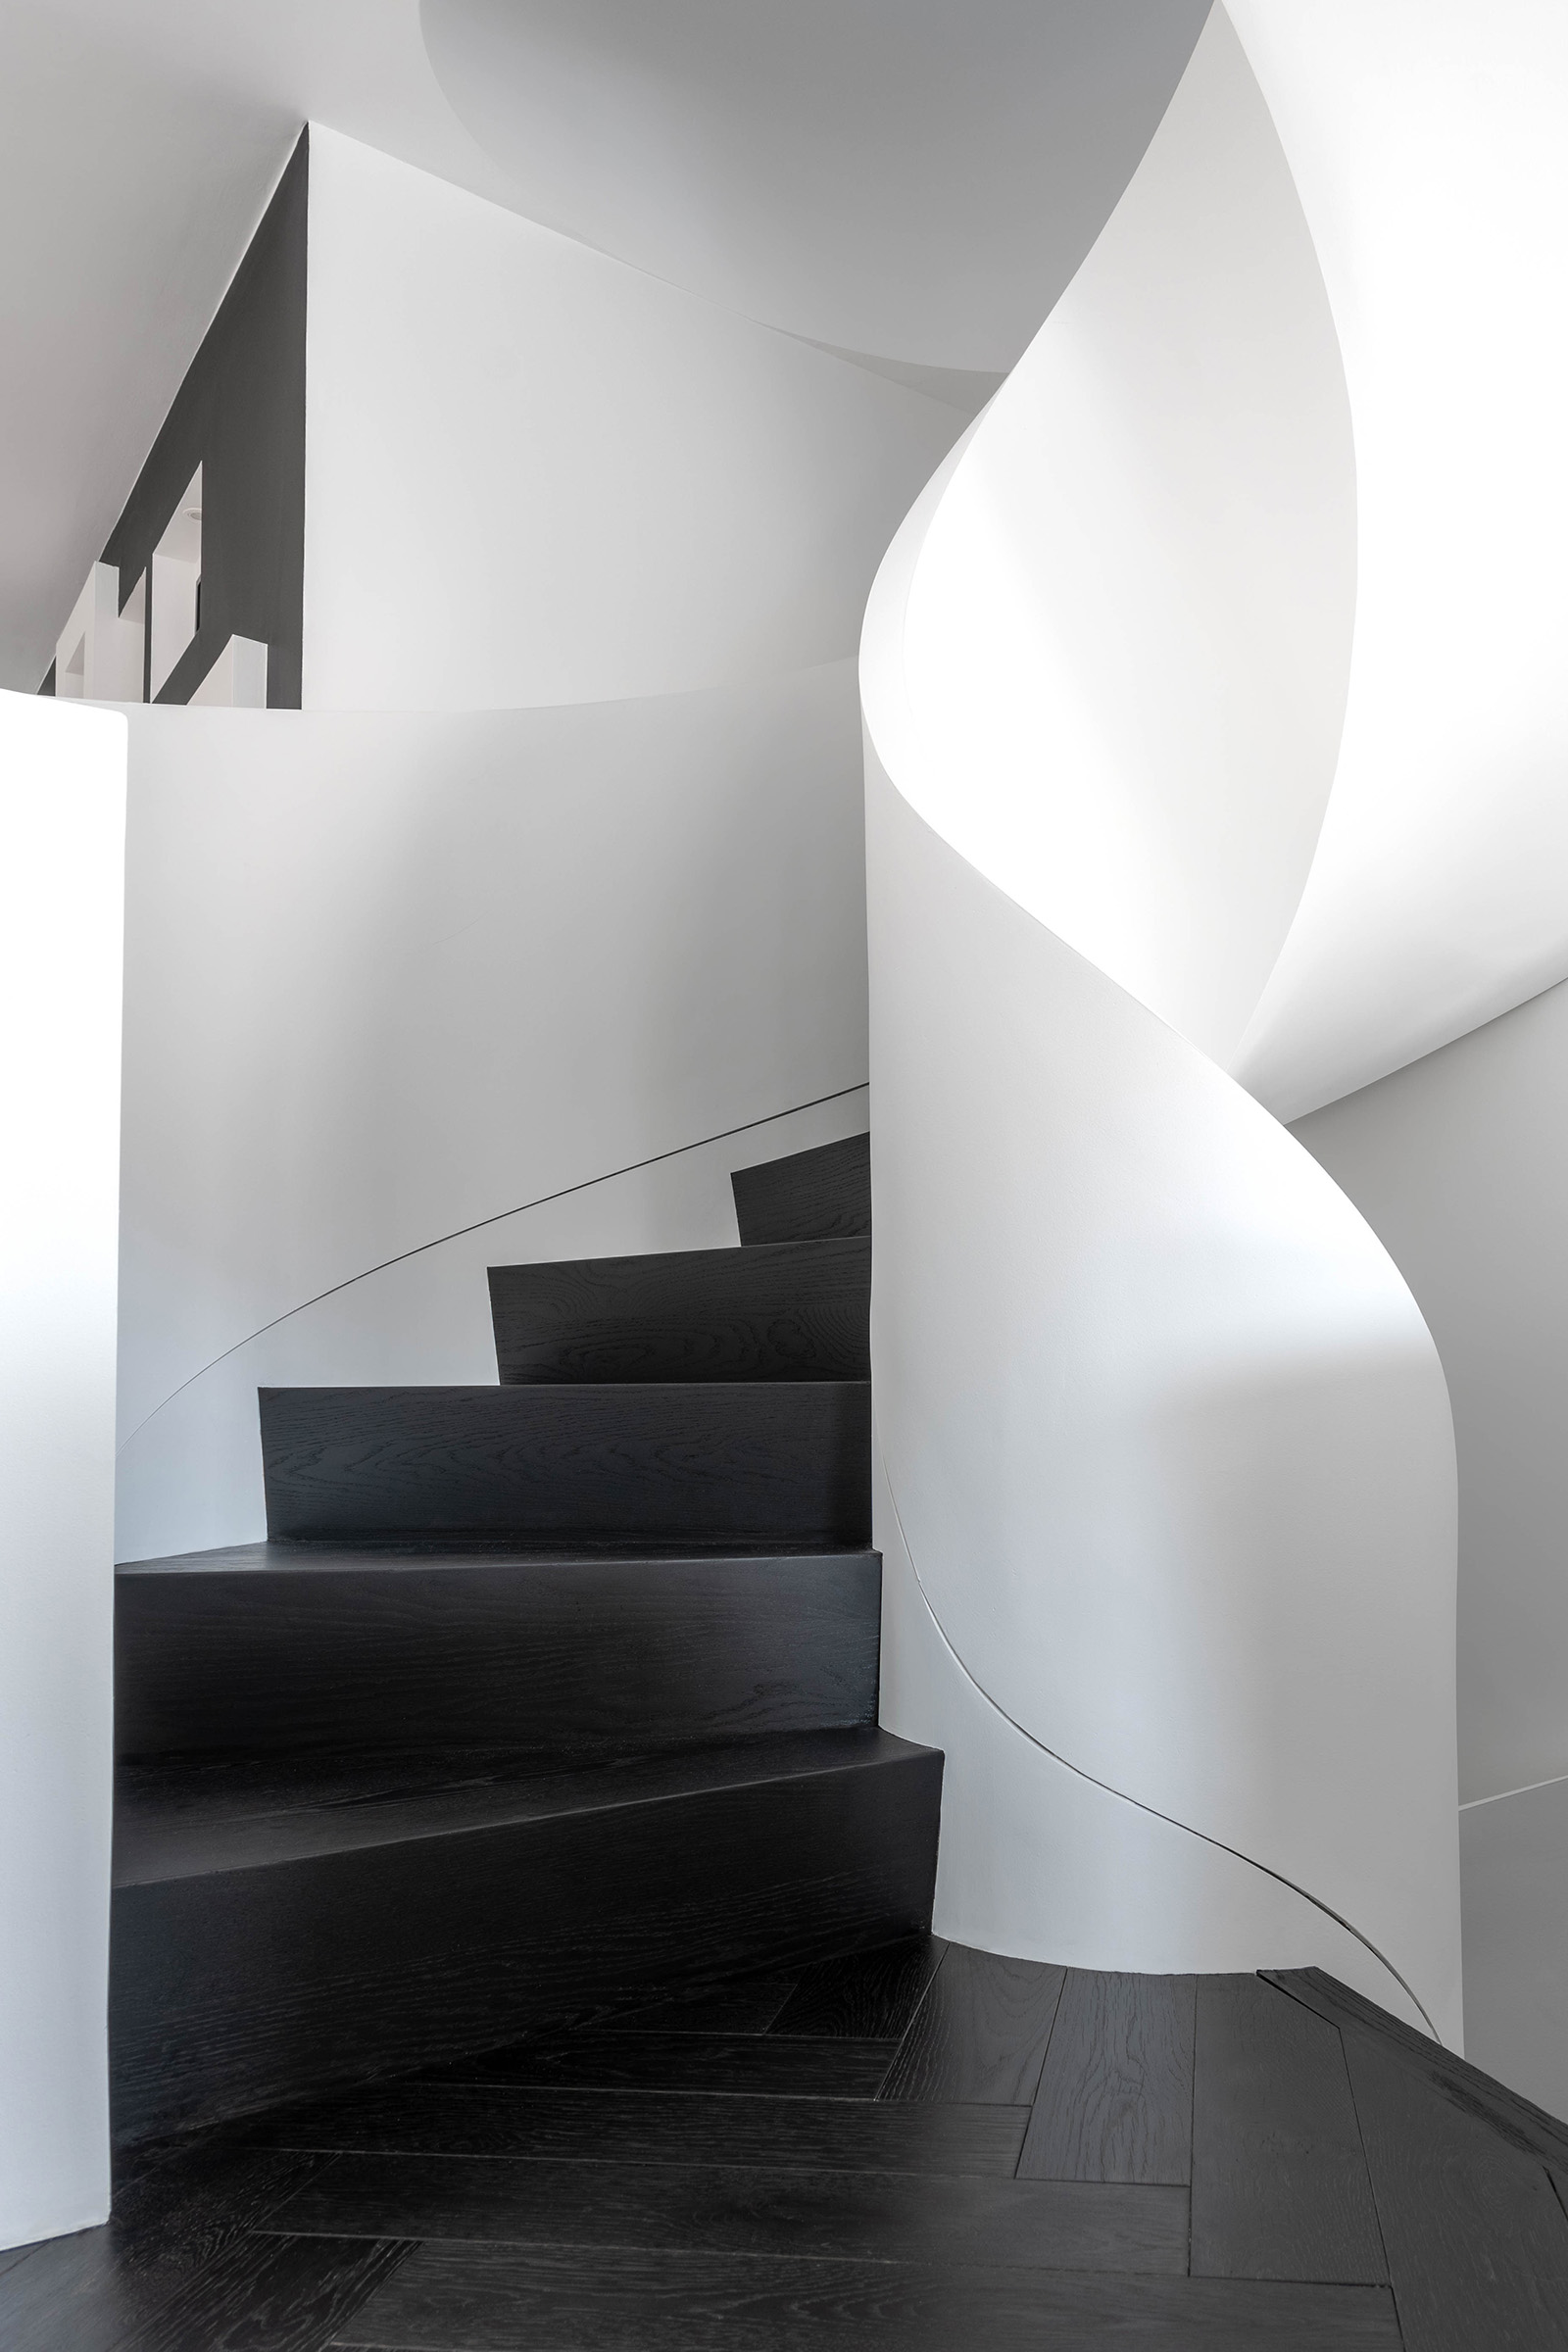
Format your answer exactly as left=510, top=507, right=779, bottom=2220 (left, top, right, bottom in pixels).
left=858, top=5, right=1461, bottom=2042
left=875, top=1445, right=1434, bottom=2036
left=865, top=760, right=1462, bottom=2042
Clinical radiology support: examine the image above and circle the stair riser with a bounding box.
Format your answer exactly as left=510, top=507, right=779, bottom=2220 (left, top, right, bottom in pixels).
left=260, top=1384, right=871, bottom=1543
left=731, top=1133, right=871, bottom=1245
left=115, top=1553, right=881, bottom=1757
left=110, top=1750, right=943, bottom=2142
left=489, top=1238, right=869, bottom=1384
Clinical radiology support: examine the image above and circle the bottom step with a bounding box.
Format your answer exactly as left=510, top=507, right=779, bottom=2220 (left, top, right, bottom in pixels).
left=110, top=1728, right=942, bottom=2144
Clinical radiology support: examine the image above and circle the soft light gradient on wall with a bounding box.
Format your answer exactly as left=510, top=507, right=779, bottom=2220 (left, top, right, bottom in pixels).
left=862, top=9, right=1462, bottom=2040
left=0, top=692, right=124, bottom=2250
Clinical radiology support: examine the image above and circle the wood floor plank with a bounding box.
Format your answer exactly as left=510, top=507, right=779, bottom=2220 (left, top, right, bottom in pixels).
left=1268, top=1969, right=1568, bottom=2170
left=255, top=2082, right=1029, bottom=2176
left=1191, top=1975, right=1386, bottom=2282
left=0, top=2142, right=324, bottom=2352
left=1344, top=2025, right=1568, bottom=2349
left=441, top=2031, right=897, bottom=2098
left=880, top=1946, right=1064, bottom=2105
left=333, top=2242, right=1401, bottom=2350
left=611, top=1975, right=799, bottom=2034
left=123, top=2233, right=408, bottom=2352
left=1020, top=1971, right=1196, bottom=2184
left=274, top=2149, right=1189, bottom=2274
left=769, top=1936, right=947, bottom=2038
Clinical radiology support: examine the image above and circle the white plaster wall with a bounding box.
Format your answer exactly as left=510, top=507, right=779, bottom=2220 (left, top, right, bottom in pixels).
left=1228, top=0, right=1568, bottom=1119
left=302, top=124, right=965, bottom=711
left=116, top=667, right=870, bottom=1562
left=859, top=11, right=1461, bottom=2039
left=1293, top=979, right=1568, bottom=2108
left=1460, top=1784, right=1568, bottom=2123
left=867, top=762, right=1457, bottom=2038
left=0, top=692, right=124, bottom=2249
left=1293, top=981, right=1568, bottom=1810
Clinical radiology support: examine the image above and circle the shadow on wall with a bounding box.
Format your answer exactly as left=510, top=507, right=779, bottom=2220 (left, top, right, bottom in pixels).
left=1292, top=973, right=1568, bottom=2113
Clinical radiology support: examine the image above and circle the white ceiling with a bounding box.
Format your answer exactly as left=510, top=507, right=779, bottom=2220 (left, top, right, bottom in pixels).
left=0, top=0, right=1206, bottom=692
left=422, top=0, right=1209, bottom=374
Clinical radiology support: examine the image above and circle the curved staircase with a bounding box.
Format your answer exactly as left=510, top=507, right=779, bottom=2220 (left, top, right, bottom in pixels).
left=111, top=1133, right=943, bottom=2143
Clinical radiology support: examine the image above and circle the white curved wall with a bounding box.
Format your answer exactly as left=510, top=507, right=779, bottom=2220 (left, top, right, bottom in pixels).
left=887, top=5, right=1356, bottom=1070
left=862, top=10, right=1461, bottom=2037
left=1226, top=1, right=1568, bottom=1119
left=0, top=694, right=124, bottom=2250
left=117, top=667, right=870, bottom=1561
left=303, top=125, right=967, bottom=710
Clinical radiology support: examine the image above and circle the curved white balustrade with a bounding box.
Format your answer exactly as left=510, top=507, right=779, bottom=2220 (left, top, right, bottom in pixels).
left=1227, top=0, right=1568, bottom=1118
left=862, top=9, right=1462, bottom=2037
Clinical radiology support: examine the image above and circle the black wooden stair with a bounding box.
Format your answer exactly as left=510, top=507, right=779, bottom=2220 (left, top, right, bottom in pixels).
left=116, top=1544, right=882, bottom=1757
left=489, top=1234, right=871, bottom=1383
left=112, top=1730, right=938, bottom=2143
left=730, top=1131, right=871, bottom=1244
left=257, top=1380, right=871, bottom=1544
left=111, top=1129, right=936, bottom=2144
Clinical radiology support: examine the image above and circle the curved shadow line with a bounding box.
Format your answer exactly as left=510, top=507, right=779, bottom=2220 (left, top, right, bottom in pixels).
left=877, top=1440, right=1442, bottom=2041
left=118, top=1081, right=870, bottom=1454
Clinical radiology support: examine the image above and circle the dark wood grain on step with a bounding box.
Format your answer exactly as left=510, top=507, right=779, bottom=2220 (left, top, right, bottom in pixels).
left=1191, top=1975, right=1385, bottom=2283
left=257, top=2082, right=1029, bottom=2177
left=1020, top=1970, right=1196, bottom=2184
left=336, top=2241, right=1401, bottom=2351
left=112, top=1733, right=940, bottom=2143
left=0, top=2143, right=322, bottom=2352
left=769, top=1935, right=946, bottom=2039
left=116, top=1546, right=880, bottom=1758
left=731, top=1133, right=871, bottom=1245
left=879, top=1946, right=1064, bottom=2106
left=1341, top=2026, right=1568, bottom=2351
left=612, top=1974, right=799, bottom=2034
left=260, top=1382, right=871, bottom=1543
left=489, top=1239, right=869, bottom=1384
left=274, top=2150, right=1189, bottom=2274
left=442, top=2031, right=897, bottom=2098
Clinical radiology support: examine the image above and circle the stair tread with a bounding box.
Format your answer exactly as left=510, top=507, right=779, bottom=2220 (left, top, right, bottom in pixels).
left=118, top=1539, right=878, bottom=1576
left=489, top=1236, right=869, bottom=1385
left=115, top=1727, right=933, bottom=1887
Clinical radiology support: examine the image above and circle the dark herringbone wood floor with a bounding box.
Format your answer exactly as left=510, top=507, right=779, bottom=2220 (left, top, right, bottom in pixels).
left=6, top=1939, right=1568, bottom=2350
